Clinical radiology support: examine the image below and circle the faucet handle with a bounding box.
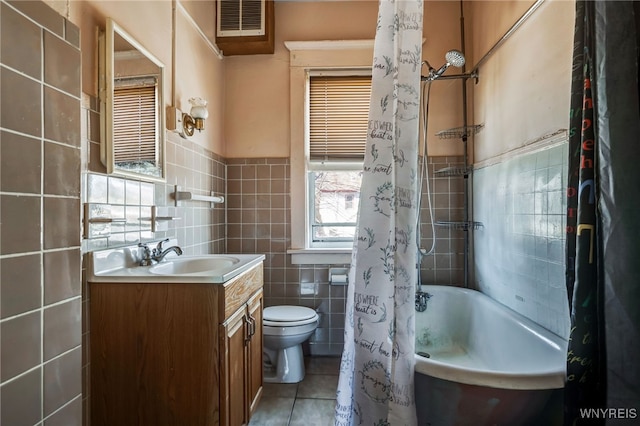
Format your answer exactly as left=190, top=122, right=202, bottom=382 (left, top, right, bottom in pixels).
left=137, top=242, right=153, bottom=266
left=155, top=238, right=170, bottom=250
left=153, top=238, right=170, bottom=256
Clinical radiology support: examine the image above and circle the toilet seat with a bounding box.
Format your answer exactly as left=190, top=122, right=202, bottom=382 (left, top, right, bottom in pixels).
left=263, top=306, right=318, bottom=327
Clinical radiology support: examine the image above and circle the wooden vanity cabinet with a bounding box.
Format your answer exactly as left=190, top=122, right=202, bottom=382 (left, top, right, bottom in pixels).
left=90, top=263, right=263, bottom=426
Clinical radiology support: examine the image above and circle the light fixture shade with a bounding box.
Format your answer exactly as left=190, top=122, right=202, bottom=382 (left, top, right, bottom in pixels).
left=189, top=97, right=209, bottom=120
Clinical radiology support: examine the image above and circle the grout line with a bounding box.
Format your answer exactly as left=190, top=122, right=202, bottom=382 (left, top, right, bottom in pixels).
left=286, top=397, right=295, bottom=426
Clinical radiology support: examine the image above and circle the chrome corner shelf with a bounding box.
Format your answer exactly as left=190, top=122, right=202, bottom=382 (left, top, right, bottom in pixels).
left=435, top=124, right=484, bottom=140
left=434, top=166, right=473, bottom=177
left=434, top=221, right=483, bottom=231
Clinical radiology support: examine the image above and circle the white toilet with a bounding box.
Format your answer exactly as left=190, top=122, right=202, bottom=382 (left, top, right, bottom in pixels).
left=262, top=305, right=319, bottom=383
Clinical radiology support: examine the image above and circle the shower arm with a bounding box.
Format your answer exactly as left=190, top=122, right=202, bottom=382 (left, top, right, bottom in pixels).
left=421, top=71, right=478, bottom=82
left=421, top=50, right=477, bottom=82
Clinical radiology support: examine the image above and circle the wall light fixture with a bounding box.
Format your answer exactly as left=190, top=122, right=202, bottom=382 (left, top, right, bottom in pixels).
left=182, top=97, right=208, bottom=137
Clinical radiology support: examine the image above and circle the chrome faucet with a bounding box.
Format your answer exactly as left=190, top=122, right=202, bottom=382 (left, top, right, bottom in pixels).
left=415, top=291, right=432, bottom=312
left=138, top=239, right=183, bottom=266
left=152, top=239, right=183, bottom=262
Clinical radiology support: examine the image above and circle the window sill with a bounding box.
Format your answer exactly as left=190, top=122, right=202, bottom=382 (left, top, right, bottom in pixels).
left=287, top=248, right=352, bottom=265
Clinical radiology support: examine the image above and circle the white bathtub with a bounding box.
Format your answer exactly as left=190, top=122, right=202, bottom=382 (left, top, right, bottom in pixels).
left=414, top=285, right=567, bottom=425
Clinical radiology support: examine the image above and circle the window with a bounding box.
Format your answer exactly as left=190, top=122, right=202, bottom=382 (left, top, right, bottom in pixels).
left=309, top=170, right=362, bottom=243
left=112, top=77, right=160, bottom=176
left=307, top=74, right=371, bottom=247
left=285, top=40, right=374, bottom=260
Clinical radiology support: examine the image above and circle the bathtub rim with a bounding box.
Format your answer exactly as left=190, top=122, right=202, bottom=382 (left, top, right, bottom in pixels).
left=414, top=285, right=568, bottom=391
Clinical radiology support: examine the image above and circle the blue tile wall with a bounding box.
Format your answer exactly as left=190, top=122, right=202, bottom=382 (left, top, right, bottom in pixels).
left=473, top=143, right=570, bottom=339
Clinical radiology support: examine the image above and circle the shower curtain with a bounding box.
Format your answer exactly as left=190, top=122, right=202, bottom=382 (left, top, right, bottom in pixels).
left=335, top=0, right=423, bottom=425
left=565, top=1, right=640, bottom=424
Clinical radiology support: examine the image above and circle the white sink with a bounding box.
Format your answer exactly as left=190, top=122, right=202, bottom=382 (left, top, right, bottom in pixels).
left=87, top=240, right=264, bottom=284
left=149, top=256, right=239, bottom=275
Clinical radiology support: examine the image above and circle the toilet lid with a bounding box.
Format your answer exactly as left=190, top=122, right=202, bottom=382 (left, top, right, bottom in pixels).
left=264, top=305, right=317, bottom=322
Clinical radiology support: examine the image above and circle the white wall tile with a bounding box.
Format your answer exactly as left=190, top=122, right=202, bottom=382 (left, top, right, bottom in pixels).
left=473, top=143, right=571, bottom=339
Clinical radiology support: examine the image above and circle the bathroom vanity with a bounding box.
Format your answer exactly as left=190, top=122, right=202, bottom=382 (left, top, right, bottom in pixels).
left=89, top=254, right=264, bottom=426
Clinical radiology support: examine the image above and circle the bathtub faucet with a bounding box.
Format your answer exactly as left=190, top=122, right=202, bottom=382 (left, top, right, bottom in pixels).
left=415, top=291, right=432, bottom=312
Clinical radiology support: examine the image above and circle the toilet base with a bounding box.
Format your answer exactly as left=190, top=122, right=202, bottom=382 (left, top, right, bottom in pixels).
left=263, top=344, right=305, bottom=383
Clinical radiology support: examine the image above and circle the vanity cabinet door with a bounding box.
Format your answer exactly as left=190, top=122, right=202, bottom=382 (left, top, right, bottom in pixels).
left=246, top=290, right=264, bottom=416
left=90, top=283, right=219, bottom=426
left=220, top=288, right=264, bottom=426
left=220, top=306, right=249, bottom=426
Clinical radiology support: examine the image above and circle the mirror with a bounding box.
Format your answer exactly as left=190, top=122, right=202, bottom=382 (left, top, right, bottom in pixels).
left=99, top=18, right=166, bottom=181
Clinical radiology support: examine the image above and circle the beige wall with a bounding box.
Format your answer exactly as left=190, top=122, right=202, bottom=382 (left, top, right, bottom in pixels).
left=174, top=7, right=225, bottom=153
left=421, top=0, right=468, bottom=157
left=69, top=0, right=224, bottom=154
left=61, top=0, right=573, bottom=161
left=224, top=1, right=377, bottom=159
left=224, top=0, right=465, bottom=159
left=467, top=0, right=575, bottom=162
left=61, top=0, right=471, bottom=159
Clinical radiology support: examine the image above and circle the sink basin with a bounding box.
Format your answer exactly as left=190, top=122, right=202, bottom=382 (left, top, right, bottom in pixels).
left=149, top=256, right=239, bottom=275
left=87, top=240, right=265, bottom=283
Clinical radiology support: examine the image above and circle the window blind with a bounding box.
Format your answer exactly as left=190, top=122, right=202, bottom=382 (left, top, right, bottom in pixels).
left=112, top=82, right=157, bottom=165
left=309, top=75, right=371, bottom=161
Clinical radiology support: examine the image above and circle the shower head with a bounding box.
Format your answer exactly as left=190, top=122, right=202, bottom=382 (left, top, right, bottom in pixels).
left=445, top=49, right=466, bottom=68
left=425, top=49, right=466, bottom=81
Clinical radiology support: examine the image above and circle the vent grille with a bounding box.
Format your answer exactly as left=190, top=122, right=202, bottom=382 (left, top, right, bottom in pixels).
left=218, top=0, right=265, bottom=37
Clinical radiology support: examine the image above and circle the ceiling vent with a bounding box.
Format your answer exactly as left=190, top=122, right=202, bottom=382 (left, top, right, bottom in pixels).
left=217, top=0, right=265, bottom=37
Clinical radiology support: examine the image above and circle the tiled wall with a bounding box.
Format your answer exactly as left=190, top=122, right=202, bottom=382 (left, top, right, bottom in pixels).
left=227, top=159, right=348, bottom=356
left=418, top=156, right=466, bottom=286
left=82, top=99, right=226, bottom=254
left=162, top=131, right=227, bottom=255
left=1, top=1, right=83, bottom=424
left=473, top=142, right=570, bottom=339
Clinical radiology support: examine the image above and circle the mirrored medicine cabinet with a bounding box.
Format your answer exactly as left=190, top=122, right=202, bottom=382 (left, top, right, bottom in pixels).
left=99, top=18, right=166, bottom=181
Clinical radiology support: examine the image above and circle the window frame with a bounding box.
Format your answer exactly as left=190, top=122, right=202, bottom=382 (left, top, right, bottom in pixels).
left=285, top=40, right=374, bottom=263
left=112, top=76, right=160, bottom=173
left=305, top=70, right=370, bottom=248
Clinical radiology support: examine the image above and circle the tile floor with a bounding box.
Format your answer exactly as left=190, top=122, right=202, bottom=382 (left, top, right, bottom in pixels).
left=249, top=357, right=341, bottom=426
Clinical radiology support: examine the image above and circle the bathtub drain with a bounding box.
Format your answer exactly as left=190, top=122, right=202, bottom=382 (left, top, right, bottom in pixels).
left=417, top=351, right=431, bottom=358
